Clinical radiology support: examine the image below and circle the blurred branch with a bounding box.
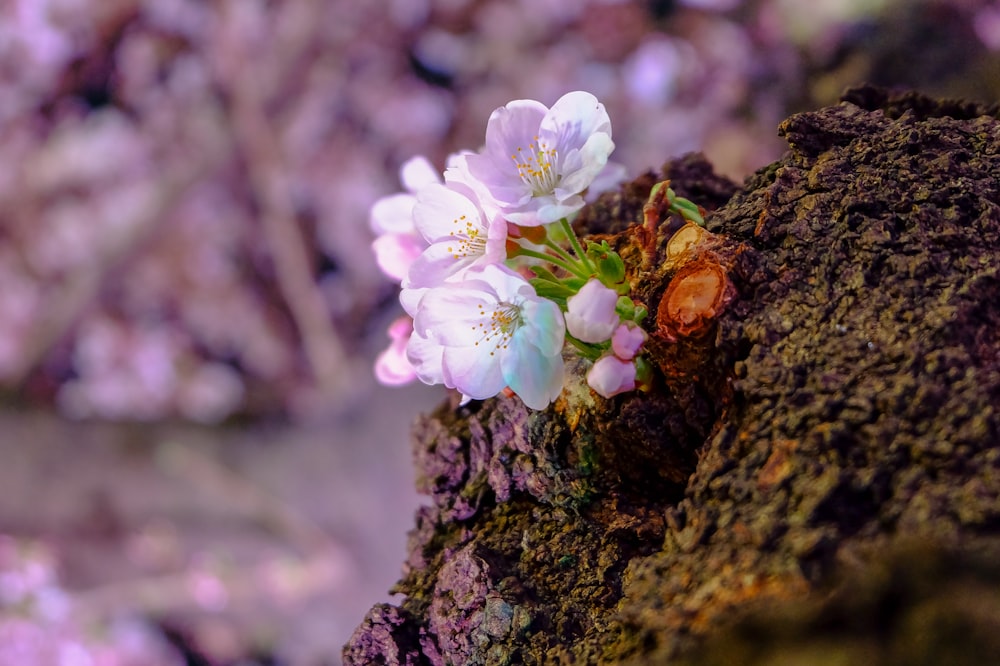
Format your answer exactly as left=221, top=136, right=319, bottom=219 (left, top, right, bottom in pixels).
left=218, top=0, right=352, bottom=402
left=156, top=441, right=332, bottom=555
left=9, top=150, right=218, bottom=387
left=71, top=546, right=348, bottom=619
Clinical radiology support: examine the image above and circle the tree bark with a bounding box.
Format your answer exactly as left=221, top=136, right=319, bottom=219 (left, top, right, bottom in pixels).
left=344, top=86, right=1000, bottom=665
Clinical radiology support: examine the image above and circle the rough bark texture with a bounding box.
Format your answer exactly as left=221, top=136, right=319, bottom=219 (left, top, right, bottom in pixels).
left=344, top=86, right=1000, bottom=665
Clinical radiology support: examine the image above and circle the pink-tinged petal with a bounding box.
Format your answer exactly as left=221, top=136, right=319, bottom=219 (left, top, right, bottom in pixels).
left=611, top=323, right=647, bottom=360
left=406, top=331, right=446, bottom=385
left=484, top=100, right=549, bottom=165
left=369, top=193, right=418, bottom=235
left=372, top=233, right=424, bottom=282
left=387, top=315, right=413, bottom=341
left=501, top=340, right=564, bottom=410
left=587, top=355, right=636, bottom=398
left=442, top=345, right=506, bottom=399
left=399, top=155, right=441, bottom=192
left=374, top=317, right=417, bottom=386
left=375, top=342, right=416, bottom=386
left=467, top=100, right=549, bottom=207
left=412, top=183, right=486, bottom=244
left=565, top=279, right=619, bottom=343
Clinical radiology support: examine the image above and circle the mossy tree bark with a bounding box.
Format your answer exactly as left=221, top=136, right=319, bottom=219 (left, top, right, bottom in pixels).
left=344, top=86, right=1000, bottom=665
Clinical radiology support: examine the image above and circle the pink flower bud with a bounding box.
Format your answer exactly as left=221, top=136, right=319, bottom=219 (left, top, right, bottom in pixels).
left=611, top=322, right=647, bottom=360
left=587, top=355, right=636, bottom=398
left=565, top=279, right=619, bottom=343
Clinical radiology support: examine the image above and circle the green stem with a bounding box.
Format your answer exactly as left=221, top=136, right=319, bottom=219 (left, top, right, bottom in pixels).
left=542, top=237, right=582, bottom=267
left=560, top=218, right=596, bottom=273
left=565, top=333, right=605, bottom=361
left=514, top=243, right=590, bottom=280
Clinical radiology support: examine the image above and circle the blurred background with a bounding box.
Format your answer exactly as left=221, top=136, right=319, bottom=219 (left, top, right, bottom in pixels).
left=0, top=0, right=997, bottom=663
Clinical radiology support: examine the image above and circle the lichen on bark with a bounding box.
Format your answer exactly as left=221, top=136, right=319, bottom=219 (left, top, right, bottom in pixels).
left=344, top=86, right=1000, bottom=665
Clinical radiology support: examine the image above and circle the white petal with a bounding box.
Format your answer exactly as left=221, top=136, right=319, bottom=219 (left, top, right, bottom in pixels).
left=502, top=341, right=564, bottom=410
left=467, top=100, right=549, bottom=208
left=412, top=282, right=497, bottom=346
left=442, top=344, right=506, bottom=399
left=485, top=99, right=549, bottom=162
left=412, top=183, right=486, bottom=244
left=399, top=155, right=441, bottom=193
left=370, top=193, right=417, bottom=234
left=541, top=91, right=612, bottom=148
left=516, top=297, right=566, bottom=356
left=405, top=241, right=477, bottom=287
left=406, top=332, right=446, bottom=385
left=399, top=286, right=428, bottom=318
left=504, top=196, right=586, bottom=226
left=555, top=133, right=615, bottom=197
left=372, top=233, right=423, bottom=282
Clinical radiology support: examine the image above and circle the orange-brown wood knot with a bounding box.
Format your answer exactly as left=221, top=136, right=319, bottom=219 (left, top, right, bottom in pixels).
left=665, top=222, right=708, bottom=267
left=656, top=260, right=733, bottom=340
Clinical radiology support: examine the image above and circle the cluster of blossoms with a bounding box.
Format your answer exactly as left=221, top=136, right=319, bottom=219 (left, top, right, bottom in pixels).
left=370, top=91, right=701, bottom=410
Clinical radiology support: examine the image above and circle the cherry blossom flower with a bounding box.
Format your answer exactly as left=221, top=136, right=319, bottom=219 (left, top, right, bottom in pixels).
left=611, top=322, right=647, bottom=360
left=565, top=278, right=619, bottom=343
left=405, top=179, right=508, bottom=288
left=465, top=91, right=614, bottom=225
left=374, top=315, right=418, bottom=386
left=408, top=263, right=565, bottom=409
left=369, top=156, right=441, bottom=283
left=587, top=355, right=636, bottom=398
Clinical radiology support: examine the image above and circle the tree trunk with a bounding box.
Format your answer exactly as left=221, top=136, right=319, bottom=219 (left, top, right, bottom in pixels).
left=344, top=86, right=1000, bottom=665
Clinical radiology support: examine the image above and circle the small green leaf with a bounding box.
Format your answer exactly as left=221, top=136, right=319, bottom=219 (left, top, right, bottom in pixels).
left=530, top=277, right=577, bottom=299
left=616, top=296, right=636, bottom=320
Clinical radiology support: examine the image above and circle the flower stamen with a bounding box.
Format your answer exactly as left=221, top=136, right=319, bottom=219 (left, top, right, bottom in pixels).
left=448, top=212, right=487, bottom=259
left=511, top=135, right=560, bottom=196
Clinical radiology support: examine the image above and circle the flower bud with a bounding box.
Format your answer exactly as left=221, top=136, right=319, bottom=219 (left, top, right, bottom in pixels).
left=566, top=278, right=619, bottom=343
left=587, top=240, right=625, bottom=284
left=611, top=323, right=647, bottom=360
left=587, top=355, right=636, bottom=398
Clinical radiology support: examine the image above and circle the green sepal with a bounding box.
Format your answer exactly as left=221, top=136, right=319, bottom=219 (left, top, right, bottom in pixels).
left=585, top=240, right=626, bottom=284
left=671, top=197, right=705, bottom=226
left=529, top=276, right=577, bottom=300
left=634, top=355, right=653, bottom=391
left=616, top=296, right=636, bottom=320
